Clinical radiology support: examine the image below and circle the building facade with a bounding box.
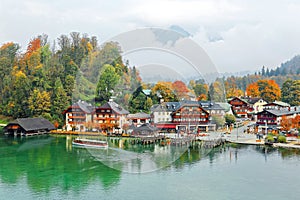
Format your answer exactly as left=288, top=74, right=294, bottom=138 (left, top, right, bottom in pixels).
left=127, top=112, right=151, bottom=127
left=93, top=99, right=129, bottom=133
left=256, top=107, right=300, bottom=133
left=228, top=97, right=250, bottom=118
left=151, top=101, right=220, bottom=133
left=63, top=100, right=94, bottom=131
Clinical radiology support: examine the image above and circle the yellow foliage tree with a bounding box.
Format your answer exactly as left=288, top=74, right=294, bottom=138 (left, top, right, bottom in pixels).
left=28, top=89, right=51, bottom=117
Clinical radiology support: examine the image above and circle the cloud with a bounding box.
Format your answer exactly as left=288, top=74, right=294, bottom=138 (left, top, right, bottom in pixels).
left=1, top=0, right=300, bottom=73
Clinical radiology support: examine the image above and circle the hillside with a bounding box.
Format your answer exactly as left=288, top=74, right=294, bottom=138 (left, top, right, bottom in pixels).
left=280, top=55, right=300, bottom=74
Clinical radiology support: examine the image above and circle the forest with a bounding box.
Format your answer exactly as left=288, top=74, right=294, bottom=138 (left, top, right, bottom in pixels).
left=0, top=32, right=300, bottom=126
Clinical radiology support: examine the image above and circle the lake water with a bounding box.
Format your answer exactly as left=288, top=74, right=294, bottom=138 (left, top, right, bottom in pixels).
left=0, top=135, right=300, bottom=200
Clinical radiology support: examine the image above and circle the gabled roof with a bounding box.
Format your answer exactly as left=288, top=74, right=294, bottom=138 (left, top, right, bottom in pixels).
left=5, top=117, right=55, bottom=131
left=228, top=97, right=249, bottom=105
left=216, top=102, right=232, bottom=112
left=63, top=100, right=94, bottom=114
left=127, top=112, right=151, bottom=119
left=264, top=100, right=290, bottom=107
left=175, top=100, right=207, bottom=113
left=134, top=123, right=157, bottom=133
left=257, top=107, right=300, bottom=117
left=76, top=100, right=94, bottom=113
left=245, top=97, right=266, bottom=105
left=199, top=101, right=225, bottom=111
left=98, top=101, right=129, bottom=115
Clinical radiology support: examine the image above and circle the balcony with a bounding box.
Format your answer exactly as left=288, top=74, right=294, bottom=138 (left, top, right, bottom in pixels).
left=68, top=115, right=86, bottom=119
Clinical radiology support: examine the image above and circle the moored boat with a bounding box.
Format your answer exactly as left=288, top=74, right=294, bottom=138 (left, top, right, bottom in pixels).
left=72, top=138, right=108, bottom=148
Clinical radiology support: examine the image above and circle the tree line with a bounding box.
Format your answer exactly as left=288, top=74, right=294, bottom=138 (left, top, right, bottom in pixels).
left=1, top=32, right=300, bottom=127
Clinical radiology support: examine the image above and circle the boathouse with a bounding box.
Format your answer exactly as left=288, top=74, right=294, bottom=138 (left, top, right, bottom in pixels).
left=4, top=117, right=56, bottom=136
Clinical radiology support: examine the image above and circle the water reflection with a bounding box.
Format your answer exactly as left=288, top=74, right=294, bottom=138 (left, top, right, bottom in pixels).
left=0, top=136, right=121, bottom=192
left=1, top=135, right=300, bottom=195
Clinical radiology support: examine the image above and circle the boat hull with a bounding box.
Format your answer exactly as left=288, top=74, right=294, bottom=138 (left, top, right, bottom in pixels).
left=72, top=139, right=108, bottom=149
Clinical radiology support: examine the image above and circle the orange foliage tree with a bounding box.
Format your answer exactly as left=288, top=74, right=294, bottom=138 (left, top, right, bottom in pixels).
left=225, top=78, right=243, bottom=98
left=26, top=38, right=41, bottom=56
left=246, top=80, right=281, bottom=102
left=281, top=116, right=293, bottom=131
left=246, top=82, right=260, bottom=97
left=151, top=81, right=177, bottom=102
left=292, top=115, right=300, bottom=129
left=197, top=94, right=207, bottom=101
left=172, top=80, right=190, bottom=100
left=257, top=80, right=281, bottom=102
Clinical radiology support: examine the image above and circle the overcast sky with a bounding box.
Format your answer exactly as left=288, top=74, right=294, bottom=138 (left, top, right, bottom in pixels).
left=1, top=0, right=300, bottom=73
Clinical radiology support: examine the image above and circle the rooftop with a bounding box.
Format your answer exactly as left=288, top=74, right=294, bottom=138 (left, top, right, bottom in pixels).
left=6, top=117, right=55, bottom=131
left=127, top=112, right=151, bottom=119
left=99, top=100, right=129, bottom=115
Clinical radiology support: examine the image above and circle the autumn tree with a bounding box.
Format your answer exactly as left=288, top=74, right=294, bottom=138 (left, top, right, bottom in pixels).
left=292, top=115, right=300, bottom=129
left=245, top=79, right=281, bottom=102
left=225, top=77, right=243, bottom=98
left=281, top=116, right=293, bottom=131
left=192, top=81, right=208, bottom=100
left=246, top=82, right=260, bottom=97
left=209, top=79, right=225, bottom=102
left=257, top=80, right=281, bottom=102
left=172, top=80, right=189, bottom=100
left=28, top=89, right=51, bottom=117
left=9, top=70, right=31, bottom=118
left=151, top=81, right=178, bottom=102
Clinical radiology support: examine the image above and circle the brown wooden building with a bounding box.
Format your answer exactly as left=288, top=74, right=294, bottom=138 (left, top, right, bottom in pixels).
left=93, top=99, right=129, bottom=133
left=228, top=97, right=250, bottom=118
left=63, top=100, right=94, bottom=131
left=4, top=117, right=55, bottom=136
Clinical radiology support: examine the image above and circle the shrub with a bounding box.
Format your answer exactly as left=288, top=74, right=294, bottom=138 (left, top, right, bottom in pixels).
left=266, top=135, right=275, bottom=143
left=277, top=135, right=287, bottom=143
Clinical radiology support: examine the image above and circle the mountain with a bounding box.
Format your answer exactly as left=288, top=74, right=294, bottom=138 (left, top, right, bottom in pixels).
left=279, top=55, right=300, bottom=74
left=169, top=25, right=191, bottom=37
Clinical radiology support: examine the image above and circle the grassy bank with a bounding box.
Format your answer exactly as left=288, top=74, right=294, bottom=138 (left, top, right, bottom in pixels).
left=0, top=115, right=12, bottom=124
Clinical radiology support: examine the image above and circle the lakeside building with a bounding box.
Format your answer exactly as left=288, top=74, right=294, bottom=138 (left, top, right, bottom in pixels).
left=4, top=117, right=55, bottom=136
left=246, top=97, right=268, bottom=114
left=151, top=101, right=222, bottom=133
left=256, top=106, right=300, bottom=133
left=127, top=112, right=151, bottom=127
left=199, top=101, right=226, bottom=117
left=228, top=97, right=250, bottom=118
left=93, top=99, right=129, bottom=133
left=217, top=102, right=233, bottom=115
left=63, top=100, right=94, bottom=131
left=243, top=97, right=268, bottom=120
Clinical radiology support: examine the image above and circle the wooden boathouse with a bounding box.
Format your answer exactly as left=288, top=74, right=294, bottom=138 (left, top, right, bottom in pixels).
left=4, top=117, right=56, bottom=136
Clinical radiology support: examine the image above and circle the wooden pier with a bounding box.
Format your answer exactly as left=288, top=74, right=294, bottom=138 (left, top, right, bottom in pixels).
left=131, top=135, right=226, bottom=149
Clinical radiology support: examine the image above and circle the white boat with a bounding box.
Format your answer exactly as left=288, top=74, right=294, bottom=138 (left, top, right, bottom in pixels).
left=72, top=138, right=108, bottom=148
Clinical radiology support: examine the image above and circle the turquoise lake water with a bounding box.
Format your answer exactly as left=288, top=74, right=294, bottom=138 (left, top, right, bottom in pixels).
left=0, top=135, right=300, bottom=200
